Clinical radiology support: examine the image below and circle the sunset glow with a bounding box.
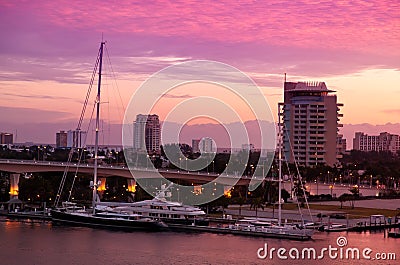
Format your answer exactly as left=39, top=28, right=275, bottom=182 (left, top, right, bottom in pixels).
left=0, top=0, right=399, bottom=144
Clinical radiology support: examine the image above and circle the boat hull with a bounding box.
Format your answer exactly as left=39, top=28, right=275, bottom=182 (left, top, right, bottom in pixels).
left=51, top=210, right=166, bottom=231
left=163, top=217, right=209, bottom=226
left=168, top=224, right=313, bottom=241
left=324, top=227, right=349, bottom=232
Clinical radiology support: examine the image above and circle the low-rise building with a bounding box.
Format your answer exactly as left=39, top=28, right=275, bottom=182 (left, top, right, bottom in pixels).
left=353, top=132, right=400, bottom=153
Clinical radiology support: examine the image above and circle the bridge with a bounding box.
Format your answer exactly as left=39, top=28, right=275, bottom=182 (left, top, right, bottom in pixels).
left=0, top=159, right=262, bottom=199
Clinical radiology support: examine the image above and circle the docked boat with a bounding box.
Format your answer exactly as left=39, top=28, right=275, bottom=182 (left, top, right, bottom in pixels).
left=218, top=115, right=315, bottom=240
left=227, top=218, right=314, bottom=240
left=320, top=223, right=348, bottom=232
left=388, top=230, right=400, bottom=238
left=51, top=202, right=166, bottom=230
left=51, top=41, right=166, bottom=231
left=227, top=114, right=315, bottom=240
left=95, top=184, right=209, bottom=226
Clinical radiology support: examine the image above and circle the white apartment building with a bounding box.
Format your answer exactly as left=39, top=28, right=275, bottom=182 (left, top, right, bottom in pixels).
left=353, top=132, right=400, bottom=153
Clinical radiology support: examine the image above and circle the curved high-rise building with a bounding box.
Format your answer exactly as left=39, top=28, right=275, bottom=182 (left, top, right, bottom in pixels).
left=278, top=81, right=343, bottom=166
left=133, top=114, right=161, bottom=153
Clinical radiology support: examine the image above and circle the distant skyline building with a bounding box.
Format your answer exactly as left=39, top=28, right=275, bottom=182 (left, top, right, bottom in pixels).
left=199, top=137, right=214, bottom=153
left=133, top=114, right=161, bottom=153
left=241, top=143, right=255, bottom=152
left=278, top=81, right=343, bottom=167
left=337, top=136, right=347, bottom=153
left=192, top=139, right=200, bottom=153
left=56, top=130, right=68, bottom=148
left=0, top=132, right=13, bottom=145
left=353, top=132, right=400, bottom=154
left=67, top=129, right=86, bottom=148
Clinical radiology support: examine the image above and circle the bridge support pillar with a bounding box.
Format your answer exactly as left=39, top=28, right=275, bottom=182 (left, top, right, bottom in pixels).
left=97, top=177, right=107, bottom=199
left=127, top=179, right=136, bottom=202
left=127, top=178, right=136, bottom=193
left=223, top=185, right=232, bottom=198
left=9, top=173, right=20, bottom=200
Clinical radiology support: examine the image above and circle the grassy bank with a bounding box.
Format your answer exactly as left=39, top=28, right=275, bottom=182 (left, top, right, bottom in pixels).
left=228, top=203, right=400, bottom=219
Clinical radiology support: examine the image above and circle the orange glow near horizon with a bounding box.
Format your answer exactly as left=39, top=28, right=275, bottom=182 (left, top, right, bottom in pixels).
left=148, top=82, right=260, bottom=125
left=0, top=1, right=399, bottom=145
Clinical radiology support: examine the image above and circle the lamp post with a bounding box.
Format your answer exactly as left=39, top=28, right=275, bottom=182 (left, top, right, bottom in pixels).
left=349, top=172, right=353, bottom=186
left=370, top=175, right=373, bottom=189
left=327, top=170, right=330, bottom=185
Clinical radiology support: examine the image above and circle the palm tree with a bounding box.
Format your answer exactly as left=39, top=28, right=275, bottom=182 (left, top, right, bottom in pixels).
left=235, top=194, right=246, bottom=217
left=338, top=194, right=348, bottom=209
left=250, top=197, right=265, bottom=217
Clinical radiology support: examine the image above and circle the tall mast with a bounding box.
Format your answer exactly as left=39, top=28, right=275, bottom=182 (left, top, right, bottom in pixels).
left=92, top=41, right=105, bottom=213
left=278, top=74, right=285, bottom=226
left=278, top=105, right=282, bottom=227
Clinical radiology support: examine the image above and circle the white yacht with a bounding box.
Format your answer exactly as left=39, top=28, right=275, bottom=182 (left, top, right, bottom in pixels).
left=96, top=184, right=209, bottom=226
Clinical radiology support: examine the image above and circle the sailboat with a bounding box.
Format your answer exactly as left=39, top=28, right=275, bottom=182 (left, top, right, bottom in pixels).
left=51, top=41, right=167, bottom=231
left=273, top=117, right=314, bottom=239
left=226, top=96, right=314, bottom=240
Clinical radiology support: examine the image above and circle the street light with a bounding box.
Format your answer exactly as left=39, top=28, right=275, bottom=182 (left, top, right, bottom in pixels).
left=327, top=170, right=330, bottom=185
left=370, top=175, right=373, bottom=188
left=349, top=172, right=353, bottom=186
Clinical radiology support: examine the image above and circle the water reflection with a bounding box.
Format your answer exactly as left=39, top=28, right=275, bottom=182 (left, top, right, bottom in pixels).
left=0, top=218, right=398, bottom=265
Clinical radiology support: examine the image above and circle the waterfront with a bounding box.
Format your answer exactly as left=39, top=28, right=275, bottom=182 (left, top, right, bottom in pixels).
left=281, top=182, right=379, bottom=198
left=1, top=217, right=398, bottom=265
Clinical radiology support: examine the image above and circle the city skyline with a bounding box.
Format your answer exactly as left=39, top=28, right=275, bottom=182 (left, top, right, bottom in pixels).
left=0, top=1, right=399, bottom=145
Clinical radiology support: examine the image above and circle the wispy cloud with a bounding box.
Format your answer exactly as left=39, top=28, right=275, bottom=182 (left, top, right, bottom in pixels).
left=161, top=93, right=193, bottom=99
left=0, top=0, right=399, bottom=143
left=0, top=106, right=73, bottom=123
left=1, top=91, right=83, bottom=104
left=382, top=109, right=400, bottom=114
left=1, top=0, right=399, bottom=78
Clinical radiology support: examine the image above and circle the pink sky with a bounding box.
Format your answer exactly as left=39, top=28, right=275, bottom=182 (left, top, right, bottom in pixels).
left=0, top=0, right=399, bottom=145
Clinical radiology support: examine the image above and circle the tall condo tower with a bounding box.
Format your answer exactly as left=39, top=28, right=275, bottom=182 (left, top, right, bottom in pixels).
left=133, top=114, right=161, bottom=153
left=278, top=81, right=343, bottom=166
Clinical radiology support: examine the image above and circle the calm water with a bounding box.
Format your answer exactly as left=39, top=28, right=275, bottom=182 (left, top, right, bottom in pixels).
left=0, top=217, right=398, bottom=265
